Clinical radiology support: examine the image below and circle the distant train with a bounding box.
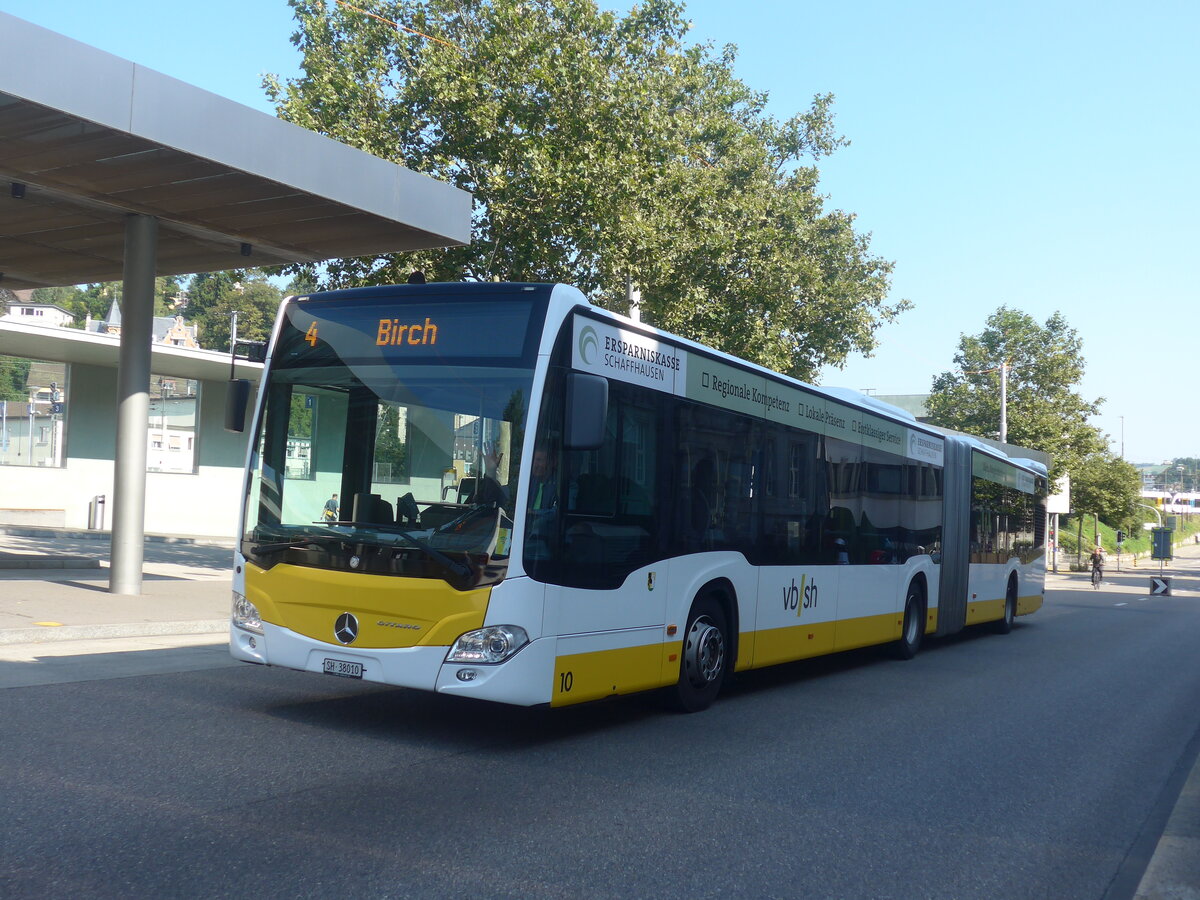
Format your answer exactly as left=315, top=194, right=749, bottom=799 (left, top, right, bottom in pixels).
left=1141, top=491, right=1199, bottom=515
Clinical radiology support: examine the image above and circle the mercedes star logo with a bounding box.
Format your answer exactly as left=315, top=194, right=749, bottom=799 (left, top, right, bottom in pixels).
left=334, top=612, right=359, bottom=645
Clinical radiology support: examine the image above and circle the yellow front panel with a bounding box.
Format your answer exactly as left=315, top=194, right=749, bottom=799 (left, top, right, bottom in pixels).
left=965, top=597, right=1005, bottom=625
left=245, top=563, right=489, bottom=649
left=551, top=642, right=667, bottom=707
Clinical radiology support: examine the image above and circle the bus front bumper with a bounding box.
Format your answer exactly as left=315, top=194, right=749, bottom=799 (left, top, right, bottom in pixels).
left=231, top=622, right=555, bottom=706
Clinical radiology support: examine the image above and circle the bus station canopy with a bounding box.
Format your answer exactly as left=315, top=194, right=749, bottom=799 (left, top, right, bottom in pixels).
left=0, top=11, right=472, bottom=291
left=0, top=12, right=473, bottom=596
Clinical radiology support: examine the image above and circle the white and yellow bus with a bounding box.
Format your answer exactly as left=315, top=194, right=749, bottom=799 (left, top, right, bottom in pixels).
left=229, top=282, right=1047, bottom=711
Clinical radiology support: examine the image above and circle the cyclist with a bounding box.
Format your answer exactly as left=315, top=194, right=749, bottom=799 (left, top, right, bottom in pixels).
left=1089, top=546, right=1105, bottom=587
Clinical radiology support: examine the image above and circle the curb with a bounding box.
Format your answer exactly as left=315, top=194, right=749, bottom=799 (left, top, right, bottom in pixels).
left=0, top=525, right=235, bottom=549
left=0, top=619, right=228, bottom=645
left=0, top=554, right=100, bottom=570
left=1134, top=728, right=1200, bottom=899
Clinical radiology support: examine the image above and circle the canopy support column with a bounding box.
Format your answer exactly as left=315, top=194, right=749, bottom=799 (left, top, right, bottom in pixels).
left=109, top=214, right=157, bottom=595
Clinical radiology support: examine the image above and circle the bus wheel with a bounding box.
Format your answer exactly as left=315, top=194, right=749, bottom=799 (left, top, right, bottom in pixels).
left=672, top=596, right=728, bottom=713
left=994, top=578, right=1017, bottom=634
left=892, top=582, right=924, bottom=660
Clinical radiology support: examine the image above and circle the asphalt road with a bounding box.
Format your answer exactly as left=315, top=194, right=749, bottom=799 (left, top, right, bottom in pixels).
left=2, top=576, right=1198, bottom=898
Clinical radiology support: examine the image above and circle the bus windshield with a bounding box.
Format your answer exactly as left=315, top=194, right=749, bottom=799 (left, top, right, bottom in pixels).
left=240, top=289, right=543, bottom=586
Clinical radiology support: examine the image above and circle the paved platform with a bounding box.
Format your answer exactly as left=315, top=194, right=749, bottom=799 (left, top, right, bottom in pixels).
left=0, top=526, right=231, bottom=643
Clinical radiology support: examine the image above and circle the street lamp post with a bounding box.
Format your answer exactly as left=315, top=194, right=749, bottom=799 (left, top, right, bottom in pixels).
left=999, top=360, right=1008, bottom=444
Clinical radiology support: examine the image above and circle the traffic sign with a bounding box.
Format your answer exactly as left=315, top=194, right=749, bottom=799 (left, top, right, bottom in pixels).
left=1150, top=576, right=1171, bottom=596
left=1151, top=527, right=1173, bottom=560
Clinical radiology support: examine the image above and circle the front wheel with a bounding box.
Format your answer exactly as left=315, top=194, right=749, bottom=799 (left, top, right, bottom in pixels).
left=1091, top=567, right=1102, bottom=589
left=671, top=596, right=729, bottom=713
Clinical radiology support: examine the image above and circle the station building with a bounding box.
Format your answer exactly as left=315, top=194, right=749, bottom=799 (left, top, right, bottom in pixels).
left=0, top=317, right=261, bottom=537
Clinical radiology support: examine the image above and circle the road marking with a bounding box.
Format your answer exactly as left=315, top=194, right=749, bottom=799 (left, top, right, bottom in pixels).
left=1115, top=602, right=1128, bottom=607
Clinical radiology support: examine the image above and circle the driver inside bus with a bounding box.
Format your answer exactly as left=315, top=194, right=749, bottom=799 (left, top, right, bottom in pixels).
left=525, top=447, right=559, bottom=560
left=528, top=449, right=558, bottom=511
left=468, top=449, right=509, bottom=508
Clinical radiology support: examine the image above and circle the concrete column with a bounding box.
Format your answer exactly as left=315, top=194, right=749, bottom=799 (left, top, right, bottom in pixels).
left=109, top=214, right=157, bottom=595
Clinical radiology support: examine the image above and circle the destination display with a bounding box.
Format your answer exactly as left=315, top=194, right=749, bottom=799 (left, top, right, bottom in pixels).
left=279, top=297, right=536, bottom=364
left=572, top=315, right=943, bottom=465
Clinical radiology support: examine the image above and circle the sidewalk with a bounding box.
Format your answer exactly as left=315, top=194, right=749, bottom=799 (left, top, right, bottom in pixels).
left=0, top=525, right=231, bottom=644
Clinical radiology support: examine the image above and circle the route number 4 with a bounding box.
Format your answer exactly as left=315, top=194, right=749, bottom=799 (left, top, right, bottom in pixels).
left=305, top=322, right=319, bottom=346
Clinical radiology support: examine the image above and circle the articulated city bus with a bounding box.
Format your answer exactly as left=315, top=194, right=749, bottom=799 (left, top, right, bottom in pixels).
left=229, top=282, right=1048, bottom=711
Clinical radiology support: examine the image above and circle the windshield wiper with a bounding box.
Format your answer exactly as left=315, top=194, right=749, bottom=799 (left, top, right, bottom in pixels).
left=336, top=521, right=472, bottom=578
left=251, top=534, right=347, bottom=555
left=433, top=503, right=497, bottom=534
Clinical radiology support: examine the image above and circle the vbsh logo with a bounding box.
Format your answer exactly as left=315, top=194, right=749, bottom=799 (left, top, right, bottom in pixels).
left=782, top=576, right=818, bottom=615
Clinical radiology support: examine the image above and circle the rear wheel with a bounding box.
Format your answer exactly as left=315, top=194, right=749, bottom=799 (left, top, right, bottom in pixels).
left=994, top=578, right=1017, bottom=634
left=892, top=582, right=924, bottom=660
left=671, top=595, right=729, bottom=713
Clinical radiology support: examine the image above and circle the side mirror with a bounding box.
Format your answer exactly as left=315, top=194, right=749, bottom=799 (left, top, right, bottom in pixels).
left=564, top=373, right=608, bottom=450
left=224, top=378, right=251, bottom=433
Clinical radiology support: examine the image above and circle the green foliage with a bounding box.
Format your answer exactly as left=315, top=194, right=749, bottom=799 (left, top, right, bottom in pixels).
left=266, top=0, right=904, bottom=380
left=0, top=355, right=32, bottom=402
left=375, top=405, right=409, bottom=480
left=186, top=270, right=283, bottom=352
left=288, top=394, right=313, bottom=438
left=1058, top=514, right=1200, bottom=558
left=926, top=306, right=1104, bottom=480
left=1070, top=451, right=1141, bottom=527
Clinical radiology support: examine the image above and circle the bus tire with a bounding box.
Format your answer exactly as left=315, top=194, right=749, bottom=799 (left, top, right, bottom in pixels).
left=994, top=577, right=1017, bottom=634
left=892, top=582, right=924, bottom=660
left=671, top=595, right=729, bottom=713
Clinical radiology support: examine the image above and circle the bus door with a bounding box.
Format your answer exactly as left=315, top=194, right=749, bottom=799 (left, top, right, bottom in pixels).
left=542, top=386, right=670, bottom=703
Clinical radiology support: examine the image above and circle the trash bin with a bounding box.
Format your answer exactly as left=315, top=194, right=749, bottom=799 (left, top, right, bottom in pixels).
left=88, top=494, right=106, bottom=530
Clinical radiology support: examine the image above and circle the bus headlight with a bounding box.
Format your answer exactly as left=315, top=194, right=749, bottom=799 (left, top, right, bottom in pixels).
left=232, top=591, right=263, bottom=635
left=447, top=625, right=529, bottom=664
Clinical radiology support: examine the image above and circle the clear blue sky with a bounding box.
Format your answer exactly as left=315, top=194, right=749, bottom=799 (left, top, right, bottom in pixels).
left=4, top=0, right=1197, bottom=463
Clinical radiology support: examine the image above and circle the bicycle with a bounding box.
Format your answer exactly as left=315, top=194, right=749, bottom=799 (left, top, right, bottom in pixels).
left=1091, top=563, right=1103, bottom=589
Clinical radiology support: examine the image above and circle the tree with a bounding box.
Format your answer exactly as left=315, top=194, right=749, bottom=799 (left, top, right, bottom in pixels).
left=1071, top=451, right=1140, bottom=528
left=926, top=307, right=1104, bottom=480
left=0, top=355, right=32, bottom=402
left=185, top=271, right=283, bottom=352
left=266, top=0, right=904, bottom=380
